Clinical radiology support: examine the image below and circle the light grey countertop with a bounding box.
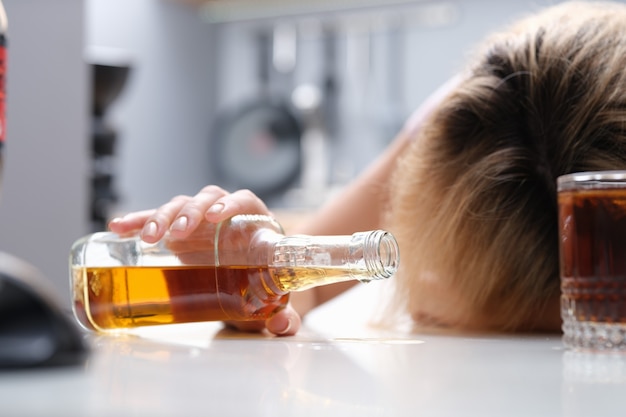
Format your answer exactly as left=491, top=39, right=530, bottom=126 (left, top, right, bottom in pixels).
left=1, top=285, right=625, bottom=417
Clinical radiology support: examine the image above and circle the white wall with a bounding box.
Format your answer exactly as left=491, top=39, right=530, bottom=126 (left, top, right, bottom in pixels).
left=0, top=0, right=219, bottom=309
left=0, top=0, right=89, bottom=307
left=86, top=0, right=218, bottom=213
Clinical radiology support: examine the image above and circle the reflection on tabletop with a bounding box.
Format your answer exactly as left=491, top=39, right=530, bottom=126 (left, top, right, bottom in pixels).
left=2, top=284, right=626, bottom=417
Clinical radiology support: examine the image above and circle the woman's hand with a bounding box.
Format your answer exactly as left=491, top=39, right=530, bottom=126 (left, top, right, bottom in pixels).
left=108, top=185, right=302, bottom=336
left=109, top=185, right=272, bottom=243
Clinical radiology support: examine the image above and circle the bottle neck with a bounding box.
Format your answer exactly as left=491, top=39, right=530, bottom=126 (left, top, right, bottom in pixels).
left=269, top=230, right=399, bottom=292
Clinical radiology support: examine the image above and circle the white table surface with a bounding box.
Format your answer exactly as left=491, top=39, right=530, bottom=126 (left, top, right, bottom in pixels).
left=1, top=284, right=625, bottom=417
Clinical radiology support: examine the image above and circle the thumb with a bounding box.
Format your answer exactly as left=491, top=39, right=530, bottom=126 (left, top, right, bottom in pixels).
left=266, top=305, right=301, bottom=336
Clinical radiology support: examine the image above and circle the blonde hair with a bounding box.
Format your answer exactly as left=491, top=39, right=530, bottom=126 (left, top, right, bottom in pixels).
left=387, top=1, right=626, bottom=331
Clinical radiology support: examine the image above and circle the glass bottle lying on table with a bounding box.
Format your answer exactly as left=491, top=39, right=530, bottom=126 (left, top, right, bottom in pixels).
left=69, top=214, right=400, bottom=333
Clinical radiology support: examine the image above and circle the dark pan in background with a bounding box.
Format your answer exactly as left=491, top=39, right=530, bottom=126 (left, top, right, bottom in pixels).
left=211, top=28, right=303, bottom=200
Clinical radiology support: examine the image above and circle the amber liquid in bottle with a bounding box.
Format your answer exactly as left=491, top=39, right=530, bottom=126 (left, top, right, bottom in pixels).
left=72, top=264, right=358, bottom=332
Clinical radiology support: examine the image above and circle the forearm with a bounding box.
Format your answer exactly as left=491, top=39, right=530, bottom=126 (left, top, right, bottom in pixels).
left=284, top=131, right=412, bottom=314
left=291, top=132, right=411, bottom=236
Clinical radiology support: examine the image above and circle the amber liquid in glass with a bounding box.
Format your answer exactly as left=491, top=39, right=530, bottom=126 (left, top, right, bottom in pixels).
left=72, top=264, right=353, bottom=331
left=559, top=188, right=626, bottom=323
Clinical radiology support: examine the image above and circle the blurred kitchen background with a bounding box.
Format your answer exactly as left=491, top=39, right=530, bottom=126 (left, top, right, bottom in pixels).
left=0, top=0, right=617, bottom=305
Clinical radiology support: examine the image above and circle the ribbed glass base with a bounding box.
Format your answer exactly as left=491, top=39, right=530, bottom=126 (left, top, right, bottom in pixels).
left=562, top=319, right=626, bottom=351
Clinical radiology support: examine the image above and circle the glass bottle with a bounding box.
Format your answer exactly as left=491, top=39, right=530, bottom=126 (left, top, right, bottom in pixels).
left=70, top=214, right=399, bottom=333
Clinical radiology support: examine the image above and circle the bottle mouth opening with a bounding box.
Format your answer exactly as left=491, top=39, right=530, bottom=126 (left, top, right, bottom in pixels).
left=364, top=230, right=399, bottom=280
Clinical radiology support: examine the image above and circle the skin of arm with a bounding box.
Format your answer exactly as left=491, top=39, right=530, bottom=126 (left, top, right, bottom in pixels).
left=288, top=129, right=412, bottom=316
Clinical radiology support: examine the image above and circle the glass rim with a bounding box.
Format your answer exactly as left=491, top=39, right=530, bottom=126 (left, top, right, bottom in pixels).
left=557, top=170, right=626, bottom=191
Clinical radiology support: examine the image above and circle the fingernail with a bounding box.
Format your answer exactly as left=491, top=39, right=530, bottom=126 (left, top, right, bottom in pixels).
left=207, top=202, right=225, bottom=215
left=276, top=318, right=292, bottom=335
left=171, top=216, right=188, bottom=232
left=108, top=217, right=122, bottom=228
left=142, top=221, right=158, bottom=239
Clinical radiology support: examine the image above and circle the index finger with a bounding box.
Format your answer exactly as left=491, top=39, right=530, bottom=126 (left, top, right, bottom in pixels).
left=204, top=189, right=272, bottom=223
left=109, top=209, right=156, bottom=235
